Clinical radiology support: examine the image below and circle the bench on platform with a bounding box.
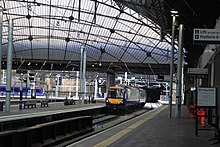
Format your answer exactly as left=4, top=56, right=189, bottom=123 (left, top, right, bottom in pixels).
left=23, top=100, right=37, bottom=109
left=64, top=99, right=76, bottom=106
left=41, top=100, right=49, bottom=107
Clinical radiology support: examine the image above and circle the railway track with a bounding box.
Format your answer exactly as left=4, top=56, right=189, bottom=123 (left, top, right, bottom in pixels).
left=0, top=104, right=151, bottom=147
left=57, top=108, right=151, bottom=147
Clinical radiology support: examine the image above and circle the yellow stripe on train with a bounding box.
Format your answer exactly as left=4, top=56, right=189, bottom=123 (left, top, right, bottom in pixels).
left=109, top=86, right=124, bottom=90
left=108, top=98, right=123, bottom=104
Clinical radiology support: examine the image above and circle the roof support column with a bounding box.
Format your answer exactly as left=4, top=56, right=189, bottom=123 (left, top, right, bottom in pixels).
left=5, top=17, right=13, bottom=112
left=76, top=71, right=79, bottom=99
left=175, top=24, right=184, bottom=118
left=106, top=69, right=115, bottom=93
left=0, top=9, right=3, bottom=84
left=80, top=46, right=86, bottom=104
left=169, top=14, right=176, bottom=118
left=94, top=78, right=98, bottom=100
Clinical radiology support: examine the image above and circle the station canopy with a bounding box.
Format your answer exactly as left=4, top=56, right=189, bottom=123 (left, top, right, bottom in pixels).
left=1, top=0, right=178, bottom=74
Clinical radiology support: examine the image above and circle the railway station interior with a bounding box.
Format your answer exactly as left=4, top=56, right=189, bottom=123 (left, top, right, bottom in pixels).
left=0, top=0, right=220, bottom=147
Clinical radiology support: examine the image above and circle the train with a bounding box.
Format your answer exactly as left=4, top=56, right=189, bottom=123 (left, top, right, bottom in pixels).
left=105, top=84, right=147, bottom=113
left=0, top=85, right=44, bottom=97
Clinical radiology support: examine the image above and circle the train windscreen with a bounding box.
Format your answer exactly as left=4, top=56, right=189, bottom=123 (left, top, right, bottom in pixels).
left=108, top=89, right=123, bottom=99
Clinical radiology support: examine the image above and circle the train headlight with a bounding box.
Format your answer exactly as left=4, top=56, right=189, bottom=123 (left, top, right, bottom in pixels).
left=106, top=99, right=109, bottom=103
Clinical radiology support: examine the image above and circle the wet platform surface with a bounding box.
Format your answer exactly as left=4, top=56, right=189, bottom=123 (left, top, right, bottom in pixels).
left=68, top=105, right=219, bottom=147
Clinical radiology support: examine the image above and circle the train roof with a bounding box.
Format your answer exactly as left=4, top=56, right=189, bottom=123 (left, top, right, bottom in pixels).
left=109, top=84, right=141, bottom=90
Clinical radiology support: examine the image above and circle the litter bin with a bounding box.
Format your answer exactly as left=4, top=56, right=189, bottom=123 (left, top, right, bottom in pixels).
left=188, top=104, right=196, bottom=118
left=0, top=101, right=4, bottom=111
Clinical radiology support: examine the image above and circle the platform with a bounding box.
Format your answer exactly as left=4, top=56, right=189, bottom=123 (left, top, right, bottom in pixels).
left=68, top=105, right=218, bottom=147
left=0, top=101, right=105, bottom=123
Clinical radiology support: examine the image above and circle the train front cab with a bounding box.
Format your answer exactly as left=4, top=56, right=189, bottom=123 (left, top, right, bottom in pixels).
left=106, top=86, right=126, bottom=113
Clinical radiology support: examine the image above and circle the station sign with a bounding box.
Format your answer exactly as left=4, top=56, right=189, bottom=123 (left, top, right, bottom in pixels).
left=187, top=68, right=208, bottom=75
left=197, top=87, right=216, bottom=107
left=193, top=28, right=220, bottom=44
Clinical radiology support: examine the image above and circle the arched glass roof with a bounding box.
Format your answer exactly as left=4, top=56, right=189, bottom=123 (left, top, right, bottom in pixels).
left=1, top=0, right=176, bottom=69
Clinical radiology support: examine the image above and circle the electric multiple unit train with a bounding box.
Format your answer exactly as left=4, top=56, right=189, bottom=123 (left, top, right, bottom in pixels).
left=106, top=84, right=146, bottom=112
left=0, top=85, right=44, bottom=97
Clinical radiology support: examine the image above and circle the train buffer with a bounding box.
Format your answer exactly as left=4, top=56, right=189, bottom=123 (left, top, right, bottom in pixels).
left=41, top=99, right=49, bottom=107
left=23, top=100, right=37, bottom=109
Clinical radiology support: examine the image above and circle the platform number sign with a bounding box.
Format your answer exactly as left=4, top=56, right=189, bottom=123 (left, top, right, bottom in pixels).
left=193, top=28, right=220, bottom=44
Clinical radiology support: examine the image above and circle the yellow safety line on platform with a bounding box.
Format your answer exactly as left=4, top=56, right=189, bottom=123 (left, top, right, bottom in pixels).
left=0, top=104, right=104, bottom=119
left=94, top=105, right=167, bottom=147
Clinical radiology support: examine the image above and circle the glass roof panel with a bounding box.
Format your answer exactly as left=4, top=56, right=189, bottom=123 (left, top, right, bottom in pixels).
left=1, top=0, right=175, bottom=67
left=123, top=48, right=146, bottom=62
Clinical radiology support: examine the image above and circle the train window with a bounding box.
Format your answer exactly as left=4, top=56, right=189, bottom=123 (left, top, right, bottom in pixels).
left=108, top=90, right=116, bottom=98
left=127, top=88, right=138, bottom=99
left=0, top=87, right=6, bottom=91
left=23, top=88, right=28, bottom=92
left=13, top=87, right=20, bottom=92
left=35, top=88, right=41, bottom=93
left=108, top=89, right=123, bottom=98
left=116, top=89, right=123, bottom=98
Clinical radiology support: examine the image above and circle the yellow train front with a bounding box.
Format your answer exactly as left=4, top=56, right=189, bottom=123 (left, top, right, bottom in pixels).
left=105, top=84, right=146, bottom=113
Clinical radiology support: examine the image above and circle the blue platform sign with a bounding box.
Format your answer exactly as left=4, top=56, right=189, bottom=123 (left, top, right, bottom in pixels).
left=193, top=28, right=220, bottom=44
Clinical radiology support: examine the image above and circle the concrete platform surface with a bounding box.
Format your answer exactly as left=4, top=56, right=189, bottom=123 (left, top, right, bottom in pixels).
left=0, top=101, right=105, bottom=122
left=68, top=105, right=219, bottom=147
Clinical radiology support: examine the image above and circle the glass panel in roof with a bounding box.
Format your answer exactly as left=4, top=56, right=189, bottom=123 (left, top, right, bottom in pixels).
left=114, top=23, right=130, bottom=35
left=108, top=36, right=126, bottom=50
left=120, top=53, right=140, bottom=63
left=2, top=44, right=8, bottom=58
left=49, top=39, right=66, bottom=50
left=125, top=48, right=146, bottom=62
left=50, top=51, right=65, bottom=61
left=137, top=43, right=148, bottom=51
left=13, top=40, right=31, bottom=51
left=139, top=27, right=155, bottom=37
left=128, top=43, right=142, bottom=51
left=154, top=49, right=168, bottom=57
left=14, top=21, right=29, bottom=34
left=143, top=56, right=158, bottom=64
left=101, top=17, right=117, bottom=31
left=89, top=24, right=107, bottom=40
left=14, top=50, right=32, bottom=59
left=85, top=46, right=100, bottom=61
left=105, top=44, right=123, bottom=59
left=65, top=52, right=79, bottom=62
left=80, top=12, right=94, bottom=25
left=1, top=0, right=175, bottom=67
left=110, top=33, right=126, bottom=44
left=32, top=48, right=48, bottom=60
left=143, top=46, right=153, bottom=53
left=66, top=42, right=80, bottom=52
left=101, top=52, right=118, bottom=62
left=152, top=54, right=167, bottom=63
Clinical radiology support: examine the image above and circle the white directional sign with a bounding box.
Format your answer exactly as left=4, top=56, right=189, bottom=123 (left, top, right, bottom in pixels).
left=193, top=28, right=220, bottom=44
left=187, top=68, right=208, bottom=75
